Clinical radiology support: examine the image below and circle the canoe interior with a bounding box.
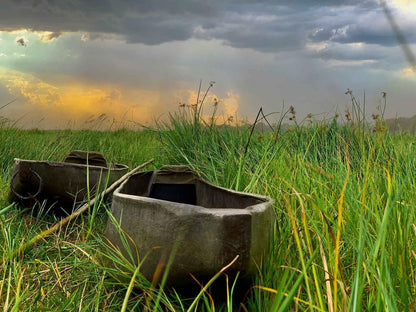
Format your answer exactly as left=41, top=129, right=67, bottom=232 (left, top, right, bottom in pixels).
left=119, top=171, right=265, bottom=209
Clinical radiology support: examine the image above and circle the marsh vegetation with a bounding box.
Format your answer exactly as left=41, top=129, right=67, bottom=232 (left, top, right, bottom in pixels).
left=0, top=100, right=416, bottom=311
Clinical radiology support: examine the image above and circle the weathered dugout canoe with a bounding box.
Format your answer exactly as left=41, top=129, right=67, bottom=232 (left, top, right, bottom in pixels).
left=10, top=151, right=129, bottom=210
left=105, top=165, right=274, bottom=286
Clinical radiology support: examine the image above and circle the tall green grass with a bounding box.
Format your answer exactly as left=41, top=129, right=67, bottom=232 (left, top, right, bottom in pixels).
left=1, top=107, right=416, bottom=310
left=156, top=106, right=416, bottom=311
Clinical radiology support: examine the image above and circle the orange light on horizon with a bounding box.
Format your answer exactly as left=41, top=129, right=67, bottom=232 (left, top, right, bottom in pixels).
left=0, top=67, right=242, bottom=129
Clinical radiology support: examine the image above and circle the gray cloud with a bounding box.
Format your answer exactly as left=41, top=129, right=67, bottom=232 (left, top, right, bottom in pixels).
left=0, top=0, right=218, bottom=45
left=1, top=0, right=415, bottom=76
left=2, top=0, right=411, bottom=54
left=308, top=4, right=416, bottom=47
left=122, top=16, right=196, bottom=45
left=193, top=3, right=310, bottom=52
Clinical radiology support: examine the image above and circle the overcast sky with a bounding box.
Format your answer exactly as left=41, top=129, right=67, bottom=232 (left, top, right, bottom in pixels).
left=0, top=0, right=415, bottom=128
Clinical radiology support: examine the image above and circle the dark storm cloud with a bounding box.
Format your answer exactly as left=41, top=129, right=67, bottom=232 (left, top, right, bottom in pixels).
left=1, top=0, right=415, bottom=55
left=1, top=0, right=219, bottom=44
left=193, top=1, right=389, bottom=53
left=122, top=17, right=196, bottom=45
left=308, top=8, right=416, bottom=48
left=18, top=0, right=217, bottom=16
left=193, top=3, right=310, bottom=52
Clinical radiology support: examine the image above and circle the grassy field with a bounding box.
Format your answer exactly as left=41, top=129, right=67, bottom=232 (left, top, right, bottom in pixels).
left=1, top=109, right=416, bottom=311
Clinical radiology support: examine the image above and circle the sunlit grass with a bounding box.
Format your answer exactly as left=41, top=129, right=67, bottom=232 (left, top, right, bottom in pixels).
left=1, top=105, right=416, bottom=310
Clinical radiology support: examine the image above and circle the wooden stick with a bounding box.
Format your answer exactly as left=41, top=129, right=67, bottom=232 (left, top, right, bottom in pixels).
left=10, top=158, right=154, bottom=259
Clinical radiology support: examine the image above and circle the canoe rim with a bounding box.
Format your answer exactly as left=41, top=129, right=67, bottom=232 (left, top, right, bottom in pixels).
left=13, top=158, right=129, bottom=170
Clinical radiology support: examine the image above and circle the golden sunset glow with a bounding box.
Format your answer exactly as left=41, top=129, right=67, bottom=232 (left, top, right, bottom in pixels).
left=0, top=67, right=160, bottom=128
left=0, top=67, right=241, bottom=128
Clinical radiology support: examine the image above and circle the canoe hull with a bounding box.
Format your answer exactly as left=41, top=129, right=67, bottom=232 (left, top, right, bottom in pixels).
left=105, top=165, right=275, bottom=286
left=10, top=158, right=129, bottom=209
